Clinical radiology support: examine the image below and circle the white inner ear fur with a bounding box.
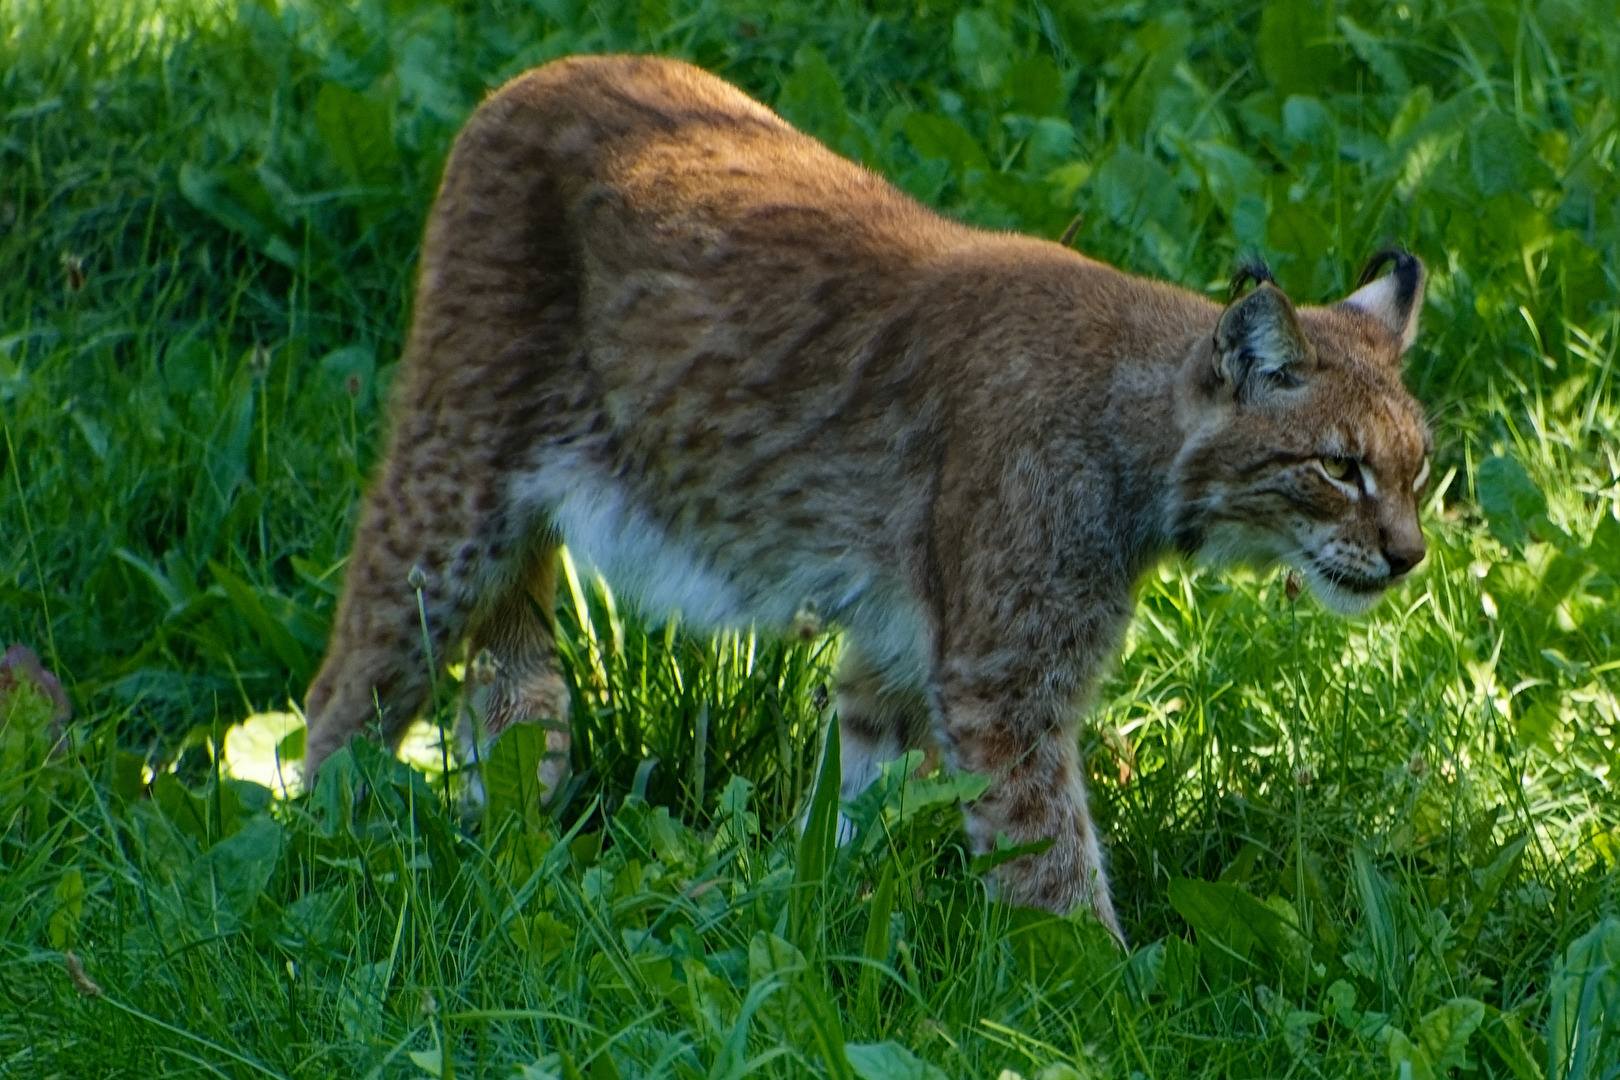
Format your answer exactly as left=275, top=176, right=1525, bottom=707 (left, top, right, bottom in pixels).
left=1344, top=273, right=1421, bottom=350
left=1241, top=320, right=1302, bottom=376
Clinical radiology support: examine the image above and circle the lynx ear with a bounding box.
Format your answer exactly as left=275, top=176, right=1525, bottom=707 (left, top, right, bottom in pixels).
left=1214, top=281, right=1314, bottom=401
left=1342, top=249, right=1425, bottom=351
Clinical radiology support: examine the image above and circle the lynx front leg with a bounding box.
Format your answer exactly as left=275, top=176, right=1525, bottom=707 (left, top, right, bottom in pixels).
left=935, top=682, right=1122, bottom=942
left=457, top=540, right=572, bottom=809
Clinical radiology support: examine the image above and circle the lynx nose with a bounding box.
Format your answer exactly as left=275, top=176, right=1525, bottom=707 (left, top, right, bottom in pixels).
left=1382, top=532, right=1425, bottom=578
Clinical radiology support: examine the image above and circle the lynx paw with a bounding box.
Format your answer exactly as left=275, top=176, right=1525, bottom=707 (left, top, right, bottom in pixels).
left=457, top=658, right=573, bottom=811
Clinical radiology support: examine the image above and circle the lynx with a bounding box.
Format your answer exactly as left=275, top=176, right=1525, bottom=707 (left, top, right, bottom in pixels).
left=303, top=55, right=1430, bottom=940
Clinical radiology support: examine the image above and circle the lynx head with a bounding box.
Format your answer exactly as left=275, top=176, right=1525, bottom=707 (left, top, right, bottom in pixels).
left=1171, top=251, right=1431, bottom=615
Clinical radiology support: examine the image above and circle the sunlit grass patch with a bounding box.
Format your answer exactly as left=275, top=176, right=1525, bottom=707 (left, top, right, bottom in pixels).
left=221, top=708, right=305, bottom=796
left=3, top=0, right=1620, bottom=1074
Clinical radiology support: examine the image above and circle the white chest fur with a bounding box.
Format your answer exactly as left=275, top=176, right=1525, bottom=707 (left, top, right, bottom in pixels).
left=512, top=460, right=750, bottom=628
left=508, top=455, right=931, bottom=686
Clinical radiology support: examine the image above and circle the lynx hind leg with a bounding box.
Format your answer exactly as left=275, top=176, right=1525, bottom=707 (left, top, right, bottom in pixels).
left=303, top=458, right=503, bottom=779
left=456, top=540, right=573, bottom=811
left=833, top=646, right=935, bottom=844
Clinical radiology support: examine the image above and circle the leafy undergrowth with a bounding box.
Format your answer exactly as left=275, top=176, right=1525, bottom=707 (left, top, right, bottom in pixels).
left=4, top=0, right=1620, bottom=1075
left=4, top=691, right=1618, bottom=1080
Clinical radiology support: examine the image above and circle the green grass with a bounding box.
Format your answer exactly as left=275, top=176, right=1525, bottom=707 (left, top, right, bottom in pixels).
left=3, top=0, right=1620, bottom=1075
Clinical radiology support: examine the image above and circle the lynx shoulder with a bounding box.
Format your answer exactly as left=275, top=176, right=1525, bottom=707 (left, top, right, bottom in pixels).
left=303, top=55, right=1431, bottom=940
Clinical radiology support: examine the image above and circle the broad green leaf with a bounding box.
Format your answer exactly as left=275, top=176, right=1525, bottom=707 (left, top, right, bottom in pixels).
left=1259, top=0, right=1335, bottom=98
left=777, top=47, right=857, bottom=157
left=904, top=113, right=987, bottom=173
left=319, top=344, right=377, bottom=408
left=1022, top=117, right=1077, bottom=175
left=314, top=81, right=399, bottom=188
left=1350, top=845, right=1406, bottom=995
left=845, top=1041, right=949, bottom=1080
left=708, top=976, right=789, bottom=1080
left=1258, top=895, right=1319, bottom=980
left=394, top=12, right=462, bottom=122
left=113, top=547, right=187, bottom=612
left=179, top=813, right=284, bottom=936
left=715, top=773, right=758, bottom=851
left=277, top=887, right=351, bottom=954
left=1470, top=113, right=1557, bottom=198
left=1005, top=906, right=1120, bottom=987
left=1004, top=56, right=1064, bottom=116
left=1479, top=1005, right=1546, bottom=1080
left=1159, top=934, right=1200, bottom=1006
left=842, top=751, right=987, bottom=858
left=793, top=977, right=853, bottom=1080
left=483, top=719, right=550, bottom=833
left=278, top=725, right=306, bottom=762
left=1184, top=140, right=1266, bottom=247
left=1169, top=879, right=1318, bottom=981
left=1267, top=201, right=1333, bottom=267
left=1386, top=1026, right=1438, bottom=1080
left=1167, top=878, right=1258, bottom=960
left=178, top=163, right=300, bottom=267
left=951, top=10, right=1012, bottom=92
left=210, top=561, right=314, bottom=682
left=340, top=959, right=392, bottom=1040
left=1388, top=87, right=1434, bottom=144
left=71, top=410, right=106, bottom=462
left=1114, top=13, right=1191, bottom=142
left=111, top=752, right=147, bottom=803
left=1454, top=835, right=1527, bottom=954
left=148, top=771, right=213, bottom=847
left=1476, top=455, right=1550, bottom=549
left=1412, top=998, right=1485, bottom=1074
left=1338, top=15, right=1409, bottom=92
left=1090, top=146, right=1181, bottom=232
left=646, top=805, right=694, bottom=867
left=308, top=745, right=362, bottom=838
left=208, top=361, right=255, bottom=505
left=1589, top=515, right=1620, bottom=583
left=1546, top=917, right=1620, bottom=1080
left=749, top=931, right=807, bottom=986
left=1282, top=95, right=1335, bottom=152
left=1392, top=91, right=1478, bottom=154
left=969, top=833, right=1054, bottom=875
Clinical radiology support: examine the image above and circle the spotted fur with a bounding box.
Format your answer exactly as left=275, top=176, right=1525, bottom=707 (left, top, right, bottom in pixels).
left=303, top=56, right=1432, bottom=939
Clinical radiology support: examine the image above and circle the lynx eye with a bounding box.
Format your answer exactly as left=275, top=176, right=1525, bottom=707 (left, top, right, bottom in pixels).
left=1317, top=456, right=1361, bottom=487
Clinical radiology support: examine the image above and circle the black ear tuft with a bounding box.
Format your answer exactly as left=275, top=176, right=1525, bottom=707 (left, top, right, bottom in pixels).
left=1343, top=248, right=1426, bottom=352
left=1357, top=248, right=1422, bottom=303
left=1229, top=259, right=1276, bottom=303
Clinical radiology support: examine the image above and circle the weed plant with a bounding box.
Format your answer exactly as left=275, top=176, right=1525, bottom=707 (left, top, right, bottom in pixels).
left=3, top=0, right=1620, bottom=1076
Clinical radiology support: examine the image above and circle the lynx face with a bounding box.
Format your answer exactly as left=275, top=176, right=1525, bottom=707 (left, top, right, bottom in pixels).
left=1171, top=254, right=1431, bottom=614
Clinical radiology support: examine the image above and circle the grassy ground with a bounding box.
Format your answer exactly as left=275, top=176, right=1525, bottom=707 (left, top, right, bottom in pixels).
left=3, top=0, right=1620, bottom=1075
